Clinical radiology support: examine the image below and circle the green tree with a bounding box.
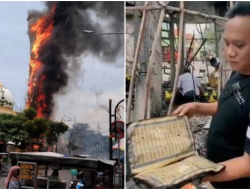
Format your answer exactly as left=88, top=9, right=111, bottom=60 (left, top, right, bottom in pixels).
left=24, top=118, right=48, bottom=139
left=46, top=121, right=69, bottom=152
left=23, top=107, right=37, bottom=120
left=0, top=114, right=28, bottom=145
left=22, top=108, right=48, bottom=139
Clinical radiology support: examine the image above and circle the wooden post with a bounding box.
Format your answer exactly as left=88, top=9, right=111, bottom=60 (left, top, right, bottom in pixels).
left=214, top=19, right=222, bottom=96
left=230, top=1, right=234, bottom=8
left=167, top=1, right=185, bottom=116
left=144, top=7, right=167, bottom=119
left=126, top=5, right=228, bottom=21
left=181, top=22, right=186, bottom=74
left=126, top=1, right=149, bottom=123
left=214, top=21, right=219, bottom=57
left=198, top=24, right=209, bottom=78
left=169, top=13, right=176, bottom=87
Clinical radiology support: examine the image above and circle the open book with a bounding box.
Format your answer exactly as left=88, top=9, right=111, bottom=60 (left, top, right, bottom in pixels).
left=127, top=116, right=225, bottom=188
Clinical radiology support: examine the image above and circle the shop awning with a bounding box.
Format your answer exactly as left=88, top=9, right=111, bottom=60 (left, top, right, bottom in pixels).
left=9, top=152, right=116, bottom=169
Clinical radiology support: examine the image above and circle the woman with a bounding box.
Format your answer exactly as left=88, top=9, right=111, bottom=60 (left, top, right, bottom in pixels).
left=4, top=166, right=21, bottom=189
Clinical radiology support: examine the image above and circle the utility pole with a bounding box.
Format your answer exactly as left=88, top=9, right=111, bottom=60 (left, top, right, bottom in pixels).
left=63, top=115, right=76, bottom=156
left=109, top=99, right=113, bottom=160
left=69, top=117, right=76, bottom=156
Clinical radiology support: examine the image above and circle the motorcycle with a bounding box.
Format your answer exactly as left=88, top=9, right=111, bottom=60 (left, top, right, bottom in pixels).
left=69, top=171, right=86, bottom=189
left=69, top=180, right=78, bottom=189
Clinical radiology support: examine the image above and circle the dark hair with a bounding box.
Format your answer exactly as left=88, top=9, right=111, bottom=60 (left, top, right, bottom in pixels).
left=51, top=170, right=59, bottom=177
left=184, top=68, right=190, bottom=73
left=226, top=2, right=250, bottom=18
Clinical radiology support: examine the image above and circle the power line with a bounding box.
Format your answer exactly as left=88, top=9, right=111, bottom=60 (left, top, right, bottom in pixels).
left=65, top=121, right=109, bottom=125
left=86, top=121, right=109, bottom=125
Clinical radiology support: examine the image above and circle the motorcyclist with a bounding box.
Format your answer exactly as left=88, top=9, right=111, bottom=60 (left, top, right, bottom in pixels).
left=76, top=171, right=86, bottom=189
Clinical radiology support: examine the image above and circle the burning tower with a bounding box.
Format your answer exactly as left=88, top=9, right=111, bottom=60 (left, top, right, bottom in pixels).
left=26, top=2, right=124, bottom=119
left=27, top=3, right=60, bottom=119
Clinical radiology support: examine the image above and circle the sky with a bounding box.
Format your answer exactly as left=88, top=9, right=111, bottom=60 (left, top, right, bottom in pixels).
left=0, top=1, right=125, bottom=134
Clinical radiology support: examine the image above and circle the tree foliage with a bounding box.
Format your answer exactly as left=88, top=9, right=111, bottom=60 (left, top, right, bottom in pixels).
left=0, top=108, right=69, bottom=152
left=23, top=118, right=48, bottom=139
left=0, top=114, right=28, bottom=144
left=23, top=107, right=37, bottom=120
left=22, top=108, right=48, bottom=139
left=46, top=121, right=69, bottom=146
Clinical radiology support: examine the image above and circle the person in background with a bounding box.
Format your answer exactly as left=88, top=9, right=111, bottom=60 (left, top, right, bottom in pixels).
left=176, top=68, right=203, bottom=103
left=51, top=169, right=63, bottom=182
left=4, top=166, right=20, bottom=189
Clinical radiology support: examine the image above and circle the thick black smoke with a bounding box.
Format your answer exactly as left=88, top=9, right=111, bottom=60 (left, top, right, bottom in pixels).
left=28, top=2, right=124, bottom=118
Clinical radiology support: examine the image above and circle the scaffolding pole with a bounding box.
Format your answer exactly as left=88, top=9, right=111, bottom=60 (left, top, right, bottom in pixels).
left=167, top=1, right=185, bottom=116
left=169, top=13, right=176, bottom=86
left=144, top=6, right=167, bottom=119
left=126, top=1, right=149, bottom=123
left=126, top=5, right=228, bottom=21
left=230, top=1, right=234, bottom=8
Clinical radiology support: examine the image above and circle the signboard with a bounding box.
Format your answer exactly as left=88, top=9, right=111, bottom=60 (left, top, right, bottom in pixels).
left=18, top=161, right=37, bottom=189
left=6, top=145, right=21, bottom=153
left=37, top=165, right=47, bottom=177
left=111, top=121, right=124, bottom=140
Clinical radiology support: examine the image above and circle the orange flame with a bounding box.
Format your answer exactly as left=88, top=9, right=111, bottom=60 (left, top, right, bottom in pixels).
left=27, top=3, right=57, bottom=118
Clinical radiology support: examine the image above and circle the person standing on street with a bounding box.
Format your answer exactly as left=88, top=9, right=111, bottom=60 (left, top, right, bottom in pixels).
left=4, top=166, right=21, bottom=189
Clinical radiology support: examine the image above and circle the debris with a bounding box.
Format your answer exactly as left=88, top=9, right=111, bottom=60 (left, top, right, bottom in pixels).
left=189, top=115, right=211, bottom=133
left=189, top=115, right=211, bottom=158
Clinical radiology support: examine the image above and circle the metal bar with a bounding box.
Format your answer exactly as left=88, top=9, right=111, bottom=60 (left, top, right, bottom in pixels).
left=168, top=1, right=185, bottom=116
left=92, top=32, right=124, bottom=35
left=118, top=139, right=121, bottom=188
left=185, top=32, right=195, bottom=68
left=127, top=1, right=149, bottom=123
left=113, top=99, right=124, bottom=188
left=109, top=99, right=113, bottom=160
left=114, top=100, right=125, bottom=114
left=114, top=99, right=124, bottom=141
left=144, top=7, right=166, bottom=119
left=189, top=39, right=207, bottom=64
